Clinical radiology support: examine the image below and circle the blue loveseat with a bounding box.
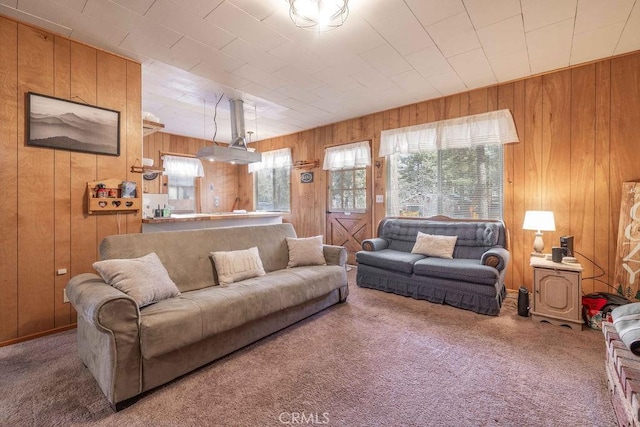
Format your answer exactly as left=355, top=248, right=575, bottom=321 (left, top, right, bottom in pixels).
left=356, top=216, right=510, bottom=315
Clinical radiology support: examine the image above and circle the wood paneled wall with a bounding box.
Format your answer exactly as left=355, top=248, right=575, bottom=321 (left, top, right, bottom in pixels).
left=143, top=132, right=240, bottom=213
left=238, top=53, right=640, bottom=294
left=0, top=16, right=142, bottom=345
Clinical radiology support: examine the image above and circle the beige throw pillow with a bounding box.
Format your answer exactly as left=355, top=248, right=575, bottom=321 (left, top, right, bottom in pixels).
left=210, top=246, right=266, bottom=286
left=93, top=252, right=181, bottom=308
left=286, top=235, right=326, bottom=268
left=411, top=232, right=458, bottom=259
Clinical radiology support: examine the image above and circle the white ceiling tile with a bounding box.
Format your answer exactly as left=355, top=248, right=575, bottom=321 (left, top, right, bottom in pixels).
left=427, top=12, right=481, bottom=57
left=406, top=46, right=454, bottom=79
left=111, top=0, right=155, bottom=15
left=521, top=0, right=576, bottom=32
left=464, top=0, right=521, bottom=29
left=448, top=48, right=496, bottom=86
left=120, top=33, right=201, bottom=71
left=189, top=62, right=251, bottom=90
left=0, top=0, right=17, bottom=8
left=615, top=2, right=640, bottom=54
left=0, top=3, right=72, bottom=36
left=166, top=0, right=224, bottom=19
left=272, top=65, right=323, bottom=90
left=205, top=1, right=286, bottom=52
left=571, top=22, right=625, bottom=65
left=477, top=15, right=526, bottom=59
left=427, top=72, right=467, bottom=96
left=241, top=82, right=289, bottom=103
left=488, top=50, right=531, bottom=82
left=350, top=0, right=409, bottom=25
left=226, top=0, right=282, bottom=21
left=313, top=67, right=363, bottom=92
left=326, top=14, right=387, bottom=54
left=145, top=0, right=236, bottom=50
left=233, top=63, right=286, bottom=90
left=171, top=37, right=244, bottom=72
left=360, top=44, right=413, bottom=77
left=404, top=0, right=465, bottom=27
left=574, top=0, right=634, bottom=34
left=268, top=41, right=328, bottom=74
left=276, top=85, right=324, bottom=105
left=526, top=18, right=574, bottom=74
left=221, top=38, right=283, bottom=73
left=349, top=68, right=396, bottom=91
left=51, top=0, right=87, bottom=13
left=83, top=0, right=182, bottom=48
left=390, top=70, right=439, bottom=97
left=370, top=9, right=435, bottom=56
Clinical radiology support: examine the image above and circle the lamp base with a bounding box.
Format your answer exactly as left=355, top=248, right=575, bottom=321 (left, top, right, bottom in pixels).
left=530, top=252, right=546, bottom=257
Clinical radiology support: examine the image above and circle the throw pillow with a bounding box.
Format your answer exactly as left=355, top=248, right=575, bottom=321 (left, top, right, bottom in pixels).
left=411, top=232, right=457, bottom=259
left=286, top=235, right=326, bottom=268
left=210, top=246, right=266, bottom=286
left=93, top=252, right=181, bottom=308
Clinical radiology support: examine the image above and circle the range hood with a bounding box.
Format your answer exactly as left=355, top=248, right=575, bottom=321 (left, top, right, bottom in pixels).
left=196, top=99, right=262, bottom=165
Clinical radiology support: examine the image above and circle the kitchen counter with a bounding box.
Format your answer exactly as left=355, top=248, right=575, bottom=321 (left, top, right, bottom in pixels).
left=142, top=211, right=283, bottom=233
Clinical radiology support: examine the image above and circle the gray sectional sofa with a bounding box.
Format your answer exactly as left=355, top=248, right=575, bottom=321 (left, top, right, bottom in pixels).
left=356, top=216, right=509, bottom=315
left=66, top=224, right=348, bottom=410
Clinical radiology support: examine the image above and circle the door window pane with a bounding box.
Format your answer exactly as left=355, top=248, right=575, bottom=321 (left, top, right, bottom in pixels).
left=329, top=168, right=367, bottom=212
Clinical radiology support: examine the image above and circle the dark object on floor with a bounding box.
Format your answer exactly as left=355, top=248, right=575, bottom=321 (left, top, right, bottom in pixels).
left=517, top=286, right=530, bottom=317
left=582, top=292, right=631, bottom=330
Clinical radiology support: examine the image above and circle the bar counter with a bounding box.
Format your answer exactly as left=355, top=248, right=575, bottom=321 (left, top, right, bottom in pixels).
left=142, top=211, right=283, bottom=233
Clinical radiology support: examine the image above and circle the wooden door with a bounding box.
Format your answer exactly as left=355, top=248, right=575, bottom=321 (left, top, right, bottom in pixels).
left=327, top=212, right=370, bottom=264
left=326, top=167, right=372, bottom=265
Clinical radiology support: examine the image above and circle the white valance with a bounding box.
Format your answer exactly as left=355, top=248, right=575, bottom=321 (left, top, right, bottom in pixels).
left=379, top=109, right=519, bottom=157
left=323, top=141, right=371, bottom=171
left=248, top=148, right=292, bottom=173
left=163, top=155, right=204, bottom=177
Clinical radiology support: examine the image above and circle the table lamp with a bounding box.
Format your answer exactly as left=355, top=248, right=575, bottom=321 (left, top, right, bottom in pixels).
left=523, top=210, right=556, bottom=256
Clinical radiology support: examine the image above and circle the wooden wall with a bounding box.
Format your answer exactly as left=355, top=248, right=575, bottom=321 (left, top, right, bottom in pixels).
left=143, top=132, right=240, bottom=212
left=0, top=16, right=142, bottom=345
left=238, top=53, right=640, bottom=294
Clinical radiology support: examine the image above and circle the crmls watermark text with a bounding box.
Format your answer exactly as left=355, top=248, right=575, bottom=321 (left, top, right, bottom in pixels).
left=278, top=411, right=330, bottom=425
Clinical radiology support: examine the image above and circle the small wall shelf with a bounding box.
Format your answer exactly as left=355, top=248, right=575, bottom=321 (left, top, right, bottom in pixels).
left=143, top=119, right=164, bottom=136
left=86, top=178, right=140, bottom=214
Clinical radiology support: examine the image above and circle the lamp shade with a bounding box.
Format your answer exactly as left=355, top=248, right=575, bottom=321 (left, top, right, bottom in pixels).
left=522, top=210, right=556, bottom=232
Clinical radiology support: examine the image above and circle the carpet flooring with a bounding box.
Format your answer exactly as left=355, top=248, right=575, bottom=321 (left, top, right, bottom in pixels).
left=0, top=268, right=616, bottom=426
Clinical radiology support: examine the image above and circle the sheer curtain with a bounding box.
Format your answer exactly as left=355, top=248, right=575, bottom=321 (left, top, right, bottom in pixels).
left=379, top=109, right=518, bottom=156
left=162, top=155, right=205, bottom=177
left=248, top=148, right=292, bottom=173
left=323, top=141, right=371, bottom=171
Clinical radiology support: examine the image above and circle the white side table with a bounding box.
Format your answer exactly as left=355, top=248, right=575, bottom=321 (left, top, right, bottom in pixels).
left=530, top=257, right=583, bottom=331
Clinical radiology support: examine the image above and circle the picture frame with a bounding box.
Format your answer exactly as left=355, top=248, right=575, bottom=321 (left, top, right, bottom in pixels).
left=120, top=181, right=137, bottom=198
left=26, top=92, right=120, bottom=156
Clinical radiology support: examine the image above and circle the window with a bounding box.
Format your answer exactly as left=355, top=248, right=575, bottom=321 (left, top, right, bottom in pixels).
left=162, top=155, right=204, bottom=214
left=168, top=175, right=197, bottom=213
left=387, top=145, right=503, bottom=219
left=329, top=168, right=367, bottom=212
left=380, top=109, right=517, bottom=220
left=255, top=167, right=290, bottom=211
left=251, top=148, right=292, bottom=212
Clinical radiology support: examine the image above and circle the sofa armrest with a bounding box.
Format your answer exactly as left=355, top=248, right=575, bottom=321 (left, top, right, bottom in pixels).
left=362, top=238, right=388, bottom=251
left=66, top=273, right=140, bottom=330
left=323, top=245, right=347, bottom=266
left=66, top=273, right=142, bottom=408
left=481, top=247, right=510, bottom=271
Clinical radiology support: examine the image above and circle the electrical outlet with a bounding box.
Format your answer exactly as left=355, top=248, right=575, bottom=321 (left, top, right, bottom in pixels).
left=375, top=194, right=384, bottom=203
left=63, top=289, right=69, bottom=303
left=214, top=196, right=220, bottom=207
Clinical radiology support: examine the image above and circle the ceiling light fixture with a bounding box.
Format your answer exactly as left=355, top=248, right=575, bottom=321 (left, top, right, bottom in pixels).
left=289, top=0, right=349, bottom=32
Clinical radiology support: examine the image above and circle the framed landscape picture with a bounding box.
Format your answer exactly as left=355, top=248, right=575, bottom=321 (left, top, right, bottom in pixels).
left=27, top=92, right=120, bottom=156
